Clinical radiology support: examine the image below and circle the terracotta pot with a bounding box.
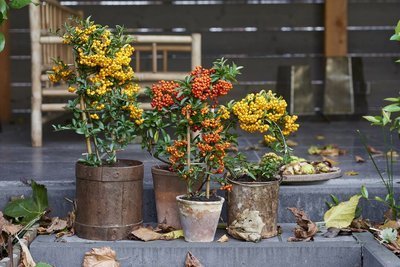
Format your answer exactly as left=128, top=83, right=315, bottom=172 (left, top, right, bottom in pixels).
left=151, top=165, right=187, bottom=229
left=227, top=178, right=279, bottom=239
left=75, top=159, right=143, bottom=240
left=176, top=195, right=224, bottom=242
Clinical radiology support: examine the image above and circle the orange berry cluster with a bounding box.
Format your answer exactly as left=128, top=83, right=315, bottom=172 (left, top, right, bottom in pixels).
left=190, top=66, right=233, bottom=103
left=166, top=140, right=188, bottom=166
left=151, top=80, right=179, bottom=111
left=191, top=67, right=212, bottom=100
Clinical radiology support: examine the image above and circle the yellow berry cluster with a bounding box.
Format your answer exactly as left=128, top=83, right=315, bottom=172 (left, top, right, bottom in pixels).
left=217, top=105, right=230, bottom=120
left=232, top=90, right=299, bottom=144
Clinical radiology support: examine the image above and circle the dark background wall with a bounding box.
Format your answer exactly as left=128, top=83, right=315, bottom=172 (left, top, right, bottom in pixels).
left=7, top=0, right=400, bottom=117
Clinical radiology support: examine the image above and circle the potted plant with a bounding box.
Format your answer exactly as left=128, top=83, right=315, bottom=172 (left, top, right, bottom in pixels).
left=141, top=59, right=242, bottom=241
left=49, top=18, right=144, bottom=240
left=223, top=90, right=299, bottom=239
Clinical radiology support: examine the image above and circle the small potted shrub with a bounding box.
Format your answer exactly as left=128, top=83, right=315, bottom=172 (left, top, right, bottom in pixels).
left=141, top=59, right=241, bottom=241
left=50, top=18, right=144, bottom=240
left=224, top=90, right=299, bottom=239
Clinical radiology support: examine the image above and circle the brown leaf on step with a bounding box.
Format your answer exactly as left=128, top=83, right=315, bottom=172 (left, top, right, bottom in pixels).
left=315, top=135, right=325, bottom=140
left=367, top=145, right=383, bottom=155
left=83, top=247, right=120, bottom=267
left=19, top=238, right=36, bottom=267
left=287, top=236, right=313, bottom=242
left=217, top=234, right=229, bottom=243
left=309, top=144, right=346, bottom=157
left=323, top=227, right=341, bottom=238
left=227, top=209, right=263, bottom=243
left=345, top=171, right=359, bottom=176
left=46, top=217, right=68, bottom=234
left=287, top=207, right=318, bottom=241
left=322, top=156, right=339, bottom=166
left=67, top=211, right=75, bottom=229
left=355, top=156, right=365, bottom=163
left=129, top=227, right=162, bottom=241
left=185, top=251, right=204, bottom=267
left=156, top=221, right=176, bottom=233
left=381, top=220, right=400, bottom=230
left=286, top=139, right=298, bottom=147
left=2, top=223, right=22, bottom=236
left=0, top=211, right=22, bottom=237
left=350, top=217, right=371, bottom=230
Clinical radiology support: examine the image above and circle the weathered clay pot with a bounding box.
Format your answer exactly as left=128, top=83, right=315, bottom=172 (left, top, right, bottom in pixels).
left=152, top=165, right=187, bottom=229
left=227, top=178, right=279, bottom=238
left=75, top=159, right=143, bottom=240
left=176, top=195, right=224, bottom=242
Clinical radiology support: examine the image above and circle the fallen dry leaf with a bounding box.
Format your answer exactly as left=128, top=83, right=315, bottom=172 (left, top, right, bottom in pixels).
left=46, top=217, right=68, bottom=234
left=345, top=171, right=359, bottom=176
left=381, top=220, right=400, bottom=230
left=2, top=223, right=22, bottom=236
left=316, top=135, right=325, bottom=140
left=287, top=207, right=318, bottom=242
left=323, top=227, right=341, bottom=238
left=217, top=234, right=229, bottom=243
left=367, top=145, right=383, bottom=155
left=355, top=156, right=365, bottom=163
left=129, top=227, right=162, bottom=241
left=350, top=217, right=371, bottom=230
left=18, top=237, right=36, bottom=267
left=286, top=139, right=298, bottom=147
left=162, top=230, right=184, bottom=240
left=227, top=209, right=263, bottom=243
left=185, top=251, right=204, bottom=267
left=322, top=156, right=339, bottom=166
left=155, top=221, right=176, bottom=233
left=83, top=247, right=120, bottom=267
left=308, top=144, right=346, bottom=157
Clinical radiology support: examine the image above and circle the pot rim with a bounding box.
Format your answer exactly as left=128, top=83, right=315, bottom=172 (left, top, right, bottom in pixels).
left=176, top=194, right=225, bottom=205
left=227, top=177, right=280, bottom=187
left=151, top=164, right=179, bottom=176
left=76, top=159, right=143, bottom=169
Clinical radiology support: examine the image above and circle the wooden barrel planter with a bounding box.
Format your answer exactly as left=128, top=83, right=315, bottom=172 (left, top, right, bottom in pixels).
left=75, top=159, right=143, bottom=240
left=227, top=178, right=280, bottom=239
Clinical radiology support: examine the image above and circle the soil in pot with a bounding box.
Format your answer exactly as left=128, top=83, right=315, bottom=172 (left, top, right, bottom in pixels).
left=75, top=159, right=143, bottom=241
left=228, top=177, right=280, bottom=239
left=176, top=195, right=224, bottom=242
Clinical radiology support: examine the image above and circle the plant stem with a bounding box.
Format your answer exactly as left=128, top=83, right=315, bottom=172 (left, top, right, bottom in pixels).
left=79, top=96, right=92, bottom=155
left=186, top=113, right=191, bottom=194
left=206, top=173, right=210, bottom=199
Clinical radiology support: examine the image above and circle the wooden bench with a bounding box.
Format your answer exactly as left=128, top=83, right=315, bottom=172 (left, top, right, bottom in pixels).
left=30, top=0, right=201, bottom=147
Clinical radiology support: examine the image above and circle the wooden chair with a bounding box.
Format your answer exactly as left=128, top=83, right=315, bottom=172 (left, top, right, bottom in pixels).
left=30, top=1, right=201, bottom=147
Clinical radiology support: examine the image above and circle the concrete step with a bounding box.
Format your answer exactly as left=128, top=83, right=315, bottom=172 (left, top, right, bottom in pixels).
left=0, top=179, right=396, bottom=224
left=30, top=224, right=362, bottom=267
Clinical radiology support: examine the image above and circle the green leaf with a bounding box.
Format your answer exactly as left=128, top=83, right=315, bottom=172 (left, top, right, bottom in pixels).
left=385, top=98, right=400, bottom=102
left=363, top=115, right=381, bottom=124
left=3, top=180, right=48, bottom=224
left=361, top=185, right=368, bottom=199
left=9, top=0, right=32, bottom=9
left=324, top=195, right=361, bottom=228
left=0, top=0, right=7, bottom=19
left=330, top=194, right=339, bottom=205
left=383, top=104, right=400, bottom=113
left=0, top=32, right=4, bottom=52
left=36, top=263, right=53, bottom=267
left=375, top=196, right=385, bottom=202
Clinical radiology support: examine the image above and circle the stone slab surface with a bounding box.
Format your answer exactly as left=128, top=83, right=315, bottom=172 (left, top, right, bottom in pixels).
left=30, top=224, right=361, bottom=267
left=354, top=232, right=400, bottom=267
